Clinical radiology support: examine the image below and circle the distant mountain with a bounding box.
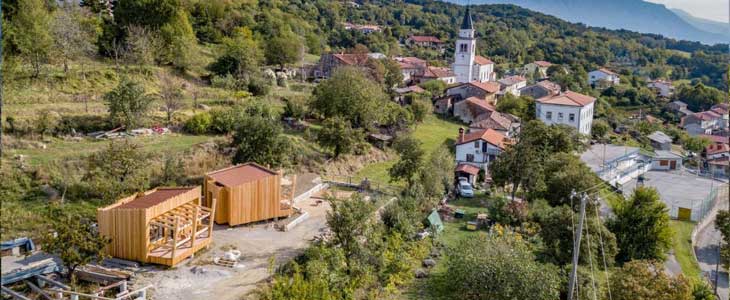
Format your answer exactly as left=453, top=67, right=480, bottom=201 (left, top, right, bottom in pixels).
left=670, top=8, right=730, bottom=37
left=444, top=0, right=729, bottom=45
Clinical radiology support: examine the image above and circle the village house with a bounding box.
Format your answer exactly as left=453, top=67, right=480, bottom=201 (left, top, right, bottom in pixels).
left=535, top=90, right=596, bottom=135
left=588, top=68, right=620, bottom=87
left=647, top=79, right=675, bottom=98
left=682, top=109, right=728, bottom=136
left=452, top=8, right=496, bottom=83
left=433, top=95, right=456, bottom=115
left=667, top=100, right=694, bottom=116
left=455, top=127, right=508, bottom=176
left=650, top=150, right=683, bottom=171
left=470, top=110, right=520, bottom=137
left=498, top=75, right=527, bottom=96
left=395, top=56, right=428, bottom=84
left=310, top=53, right=370, bottom=79
left=453, top=96, right=496, bottom=124
left=445, top=81, right=501, bottom=103
left=203, top=163, right=293, bottom=226
left=708, top=158, right=729, bottom=178
left=393, top=85, right=426, bottom=105
left=97, top=187, right=216, bottom=266
left=523, top=61, right=552, bottom=79
left=421, top=66, right=456, bottom=84
left=647, top=131, right=673, bottom=151
left=705, top=143, right=730, bottom=161
left=519, top=80, right=561, bottom=99
left=698, top=134, right=729, bottom=145
left=405, top=35, right=445, bottom=50
left=342, top=22, right=382, bottom=34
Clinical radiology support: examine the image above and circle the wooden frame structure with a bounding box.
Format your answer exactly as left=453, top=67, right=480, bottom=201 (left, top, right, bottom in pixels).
left=97, top=187, right=215, bottom=266
left=203, top=163, right=292, bottom=226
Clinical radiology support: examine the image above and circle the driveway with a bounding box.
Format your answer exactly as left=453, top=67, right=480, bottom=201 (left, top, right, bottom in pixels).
left=133, top=189, right=333, bottom=300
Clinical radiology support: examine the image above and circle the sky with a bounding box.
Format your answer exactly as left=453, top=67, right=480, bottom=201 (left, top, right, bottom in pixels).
left=645, top=0, right=729, bottom=23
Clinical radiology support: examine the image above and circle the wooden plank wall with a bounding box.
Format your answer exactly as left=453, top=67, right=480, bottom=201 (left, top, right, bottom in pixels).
left=97, top=187, right=202, bottom=264
left=227, top=174, right=281, bottom=226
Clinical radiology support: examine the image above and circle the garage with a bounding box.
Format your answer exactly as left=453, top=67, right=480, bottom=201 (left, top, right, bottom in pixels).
left=651, top=150, right=683, bottom=171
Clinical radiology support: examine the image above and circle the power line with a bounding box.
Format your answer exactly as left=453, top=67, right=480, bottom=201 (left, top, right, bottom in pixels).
left=594, top=203, right=613, bottom=300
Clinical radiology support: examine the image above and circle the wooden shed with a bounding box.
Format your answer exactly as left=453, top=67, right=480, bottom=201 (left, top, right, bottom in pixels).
left=203, top=163, right=292, bottom=226
left=97, top=187, right=215, bottom=267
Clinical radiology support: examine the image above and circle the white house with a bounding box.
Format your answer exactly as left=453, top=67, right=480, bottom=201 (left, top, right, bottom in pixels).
left=452, top=8, right=495, bottom=83
left=647, top=79, right=675, bottom=98
left=682, top=109, right=727, bottom=136
left=580, top=144, right=652, bottom=186
left=650, top=150, right=683, bottom=171
left=535, top=91, right=596, bottom=135
left=498, top=75, right=527, bottom=96
left=588, top=68, right=620, bottom=86
left=455, top=128, right=507, bottom=172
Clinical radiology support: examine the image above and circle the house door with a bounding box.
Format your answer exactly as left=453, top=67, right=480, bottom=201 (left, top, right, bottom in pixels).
left=670, top=160, right=677, bottom=170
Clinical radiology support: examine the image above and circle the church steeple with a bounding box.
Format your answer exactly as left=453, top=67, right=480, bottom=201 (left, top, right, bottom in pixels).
left=461, top=6, right=473, bottom=30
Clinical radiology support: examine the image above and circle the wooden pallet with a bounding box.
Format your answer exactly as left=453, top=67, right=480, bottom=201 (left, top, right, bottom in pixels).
left=214, top=258, right=237, bottom=268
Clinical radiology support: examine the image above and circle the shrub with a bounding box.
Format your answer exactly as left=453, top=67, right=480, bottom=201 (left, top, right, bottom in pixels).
left=247, top=75, right=272, bottom=96
left=184, top=112, right=212, bottom=134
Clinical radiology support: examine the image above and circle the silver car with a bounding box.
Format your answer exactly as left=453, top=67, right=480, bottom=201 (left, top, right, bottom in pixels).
left=457, top=181, right=474, bottom=198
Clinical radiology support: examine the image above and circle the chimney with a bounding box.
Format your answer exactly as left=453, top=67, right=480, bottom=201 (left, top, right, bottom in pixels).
left=458, top=127, right=465, bottom=143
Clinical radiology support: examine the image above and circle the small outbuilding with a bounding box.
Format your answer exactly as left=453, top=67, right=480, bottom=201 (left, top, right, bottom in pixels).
left=647, top=131, right=672, bottom=151
left=204, top=163, right=291, bottom=226
left=651, top=150, right=683, bottom=171
left=97, top=187, right=215, bottom=266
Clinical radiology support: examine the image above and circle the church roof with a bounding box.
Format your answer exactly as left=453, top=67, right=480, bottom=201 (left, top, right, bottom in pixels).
left=461, top=7, right=473, bottom=30
left=474, top=55, right=494, bottom=65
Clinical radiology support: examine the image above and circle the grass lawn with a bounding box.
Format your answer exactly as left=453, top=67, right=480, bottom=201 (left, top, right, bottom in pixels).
left=5, top=134, right=220, bottom=166
left=670, top=220, right=703, bottom=281
left=354, top=114, right=464, bottom=188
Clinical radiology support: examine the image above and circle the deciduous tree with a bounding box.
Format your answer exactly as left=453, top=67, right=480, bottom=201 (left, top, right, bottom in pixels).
left=389, top=135, right=425, bottom=187
left=316, top=117, right=364, bottom=158
left=104, top=77, right=153, bottom=130
left=310, top=67, right=388, bottom=128
left=608, top=187, right=672, bottom=262
left=610, top=260, right=692, bottom=300
left=231, top=116, right=291, bottom=168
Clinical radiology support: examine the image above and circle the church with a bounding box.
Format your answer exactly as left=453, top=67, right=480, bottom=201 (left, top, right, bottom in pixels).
left=452, top=7, right=495, bottom=83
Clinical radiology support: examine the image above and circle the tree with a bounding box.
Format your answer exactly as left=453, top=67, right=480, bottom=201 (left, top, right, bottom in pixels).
left=417, top=145, right=455, bottom=205
left=84, top=140, right=151, bottom=201
left=232, top=116, right=291, bottom=168
left=158, top=73, right=184, bottom=124
left=104, top=77, right=153, bottom=130
left=495, top=93, right=532, bottom=120
left=125, top=25, right=160, bottom=65
left=209, top=27, right=263, bottom=79
left=52, top=2, right=97, bottom=73
left=436, top=234, right=561, bottom=300
left=591, top=119, right=610, bottom=141
left=682, top=136, right=711, bottom=153
left=389, top=135, right=425, bottom=187
left=610, top=260, right=692, bottom=300
left=159, top=9, right=197, bottom=70
left=420, top=80, right=446, bottom=96
left=608, top=187, right=672, bottom=262
left=326, top=194, right=376, bottom=260
left=42, top=204, right=110, bottom=281
left=541, top=153, right=601, bottom=206
left=691, top=280, right=718, bottom=300
left=716, top=210, right=730, bottom=269
left=316, top=117, right=364, bottom=158
left=265, top=31, right=304, bottom=69
left=8, top=0, right=53, bottom=78
left=310, top=67, right=388, bottom=128
left=408, top=98, right=431, bottom=124
left=673, top=83, right=724, bottom=111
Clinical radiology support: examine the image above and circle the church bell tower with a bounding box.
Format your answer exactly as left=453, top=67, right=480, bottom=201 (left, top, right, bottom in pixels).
left=453, top=7, right=476, bottom=83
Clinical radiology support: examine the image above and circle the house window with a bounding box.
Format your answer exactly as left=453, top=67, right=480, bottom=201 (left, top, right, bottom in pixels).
left=459, top=44, right=467, bottom=52
left=558, top=112, right=564, bottom=120
left=569, top=113, right=575, bottom=122
left=466, top=154, right=474, bottom=162
left=546, top=111, right=552, bottom=120
left=474, top=141, right=480, bottom=148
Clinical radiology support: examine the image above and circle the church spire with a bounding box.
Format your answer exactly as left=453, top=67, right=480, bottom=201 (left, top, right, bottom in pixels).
left=461, top=6, right=473, bottom=30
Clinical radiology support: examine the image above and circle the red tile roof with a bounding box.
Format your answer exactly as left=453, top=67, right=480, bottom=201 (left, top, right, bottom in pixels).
left=408, top=35, right=443, bottom=43
left=698, top=134, right=729, bottom=144
left=467, top=81, right=501, bottom=94
left=115, top=187, right=197, bottom=209
left=423, top=66, right=455, bottom=78
left=534, top=61, right=552, bottom=67
left=597, top=68, right=618, bottom=76
left=455, top=163, right=480, bottom=175
left=536, top=80, right=561, bottom=93
left=333, top=53, right=367, bottom=65
left=463, top=96, right=496, bottom=115
left=474, top=55, right=494, bottom=65
left=537, top=90, right=596, bottom=107
left=457, top=128, right=507, bottom=149
left=207, top=163, right=278, bottom=187
left=472, top=111, right=513, bottom=131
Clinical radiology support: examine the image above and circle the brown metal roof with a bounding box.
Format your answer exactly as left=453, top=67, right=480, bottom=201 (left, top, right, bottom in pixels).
left=207, top=163, right=278, bottom=187
left=115, top=187, right=196, bottom=209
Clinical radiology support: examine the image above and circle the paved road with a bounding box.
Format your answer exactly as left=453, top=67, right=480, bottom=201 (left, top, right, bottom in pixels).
left=695, top=217, right=729, bottom=300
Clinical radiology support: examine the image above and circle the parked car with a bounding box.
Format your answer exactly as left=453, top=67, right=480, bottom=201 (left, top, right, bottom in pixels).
left=457, top=181, right=474, bottom=198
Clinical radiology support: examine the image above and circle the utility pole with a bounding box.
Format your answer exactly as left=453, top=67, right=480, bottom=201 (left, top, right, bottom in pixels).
left=568, top=192, right=588, bottom=300
left=715, top=238, right=720, bottom=296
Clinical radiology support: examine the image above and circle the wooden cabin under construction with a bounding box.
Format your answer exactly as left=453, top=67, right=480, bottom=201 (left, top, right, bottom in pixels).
left=97, top=187, right=215, bottom=267
left=203, top=163, right=292, bottom=226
